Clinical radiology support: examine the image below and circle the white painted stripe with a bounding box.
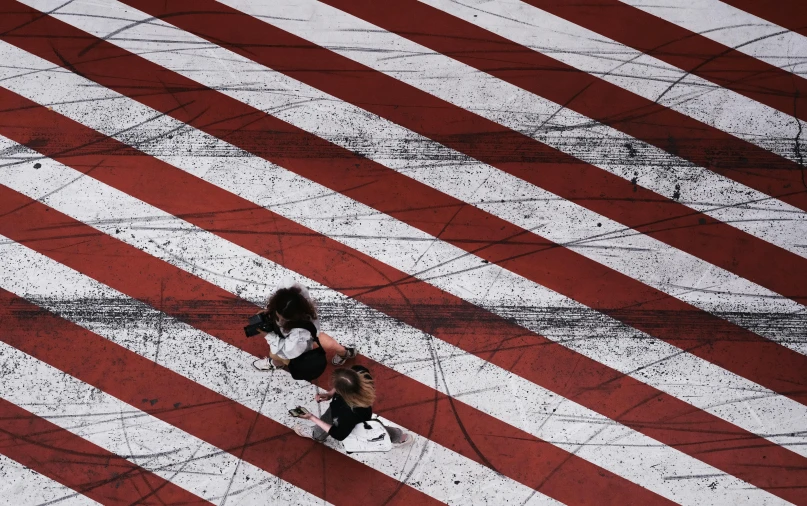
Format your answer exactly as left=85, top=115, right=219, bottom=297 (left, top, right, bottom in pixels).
left=1, top=30, right=806, bottom=445
left=0, top=238, right=563, bottom=506
left=2, top=6, right=805, bottom=352
left=21, top=0, right=807, bottom=334
left=414, top=0, right=804, bottom=164
left=1, top=30, right=804, bottom=464
left=620, top=0, right=807, bottom=77
left=0, top=453, right=98, bottom=506
left=15, top=0, right=807, bottom=267
left=0, top=137, right=800, bottom=505
left=272, top=0, right=807, bottom=261
left=0, top=343, right=331, bottom=506
left=15, top=2, right=807, bottom=332
left=3, top=2, right=804, bottom=502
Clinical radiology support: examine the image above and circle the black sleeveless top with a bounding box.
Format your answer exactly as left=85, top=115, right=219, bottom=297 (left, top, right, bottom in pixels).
left=327, top=365, right=373, bottom=441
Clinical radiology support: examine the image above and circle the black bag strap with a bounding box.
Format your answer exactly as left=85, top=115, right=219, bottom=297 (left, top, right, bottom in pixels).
left=283, top=320, right=320, bottom=346
left=363, top=417, right=386, bottom=430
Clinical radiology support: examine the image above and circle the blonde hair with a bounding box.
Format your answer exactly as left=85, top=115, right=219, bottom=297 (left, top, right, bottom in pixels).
left=332, top=367, right=376, bottom=409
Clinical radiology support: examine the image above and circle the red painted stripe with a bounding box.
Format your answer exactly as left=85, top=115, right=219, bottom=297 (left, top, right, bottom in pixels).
left=514, top=0, right=807, bottom=121
left=719, top=0, right=807, bottom=36
left=0, top=101, right=805, bottom=503
left=307, top=0, right=807, bottom=237
left=308, top=0, right=807, bottom=212
left=109, top=0, right=807, bottom=230
left=0, top=188, right=674, bottom=505
left=83, top=0, right=807, bottom=307
left=0, top=290, right=436, bottom=506
left=0, top=5, right=805, bottom=405
left=0, top=397, right=210, bottom=505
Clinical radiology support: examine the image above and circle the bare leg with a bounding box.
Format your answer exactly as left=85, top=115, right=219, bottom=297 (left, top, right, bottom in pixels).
left=269, top=351, right=289, bottom=368
left=317, top=331, right=347, bottom=356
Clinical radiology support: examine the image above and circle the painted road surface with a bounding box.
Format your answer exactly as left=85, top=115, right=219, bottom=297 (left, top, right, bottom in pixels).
left=0, top=1, right=805, bottom=505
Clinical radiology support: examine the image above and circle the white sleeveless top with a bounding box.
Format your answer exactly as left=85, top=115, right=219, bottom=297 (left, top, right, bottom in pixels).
left=264, top=277, right=321, bottom=360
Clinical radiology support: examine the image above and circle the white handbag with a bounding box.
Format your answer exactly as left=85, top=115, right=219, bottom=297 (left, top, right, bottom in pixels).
left=342, top=419, right=393, bottom=454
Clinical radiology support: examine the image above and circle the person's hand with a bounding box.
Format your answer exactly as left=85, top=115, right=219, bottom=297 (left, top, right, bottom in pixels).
left=299, top=412, right=314, bottom=420
left=254, top=311, right=267, bottom=330
left=315, top=392, right=332, bottom=403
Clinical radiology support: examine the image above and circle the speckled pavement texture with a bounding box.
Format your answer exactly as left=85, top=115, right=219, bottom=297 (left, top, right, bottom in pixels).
left=0, top=1, right=806, bottom=505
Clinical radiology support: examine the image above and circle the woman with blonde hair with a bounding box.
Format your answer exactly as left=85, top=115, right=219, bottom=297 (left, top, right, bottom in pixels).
left=252, top=278, right=356, bottom=373
left=294, top=365, right=413, bottom=445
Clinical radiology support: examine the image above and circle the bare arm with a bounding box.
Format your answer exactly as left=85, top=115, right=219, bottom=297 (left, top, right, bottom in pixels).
left=315, top=389, right=336, bottom=402
left=302, top=413, right=332, bottom=433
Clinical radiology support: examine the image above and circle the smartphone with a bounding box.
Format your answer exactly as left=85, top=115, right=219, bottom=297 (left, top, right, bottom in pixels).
left=288, top=406, right=310, bottom=417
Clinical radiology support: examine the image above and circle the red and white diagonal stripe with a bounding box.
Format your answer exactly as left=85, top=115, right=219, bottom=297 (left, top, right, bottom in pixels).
left=0, top=1, right=804, bottom=504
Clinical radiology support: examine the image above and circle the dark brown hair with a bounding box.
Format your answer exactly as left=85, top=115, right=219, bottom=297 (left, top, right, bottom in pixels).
left=332, top=367, right=376, bottom=409
left=266, top=286, right=317, bottom=332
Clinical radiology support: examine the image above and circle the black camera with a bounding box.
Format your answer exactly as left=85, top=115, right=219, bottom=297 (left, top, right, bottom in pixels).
left=244, top=312, right=276, bottom=337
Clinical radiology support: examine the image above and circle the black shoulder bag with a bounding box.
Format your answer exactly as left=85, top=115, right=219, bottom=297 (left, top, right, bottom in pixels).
left=280, top=320, right=327, bottom=381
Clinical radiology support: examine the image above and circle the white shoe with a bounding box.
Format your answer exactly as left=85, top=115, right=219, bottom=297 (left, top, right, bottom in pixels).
left=252, top=357, right=275, bottom=371
left=331, top=347, right=357, bottom=366
left=293, top=424, right=315, bottom=439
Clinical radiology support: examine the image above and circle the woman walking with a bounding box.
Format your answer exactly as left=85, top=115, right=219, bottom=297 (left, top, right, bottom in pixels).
left=294, top=365, right=413, bottom=446
left=253, top=278, right=356, bottom=371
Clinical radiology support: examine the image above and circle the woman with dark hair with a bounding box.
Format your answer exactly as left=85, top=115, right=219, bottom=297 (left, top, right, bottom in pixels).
left=293, top=365, right=413, bottom=446
left=252, top=278, right=356, bottom=371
